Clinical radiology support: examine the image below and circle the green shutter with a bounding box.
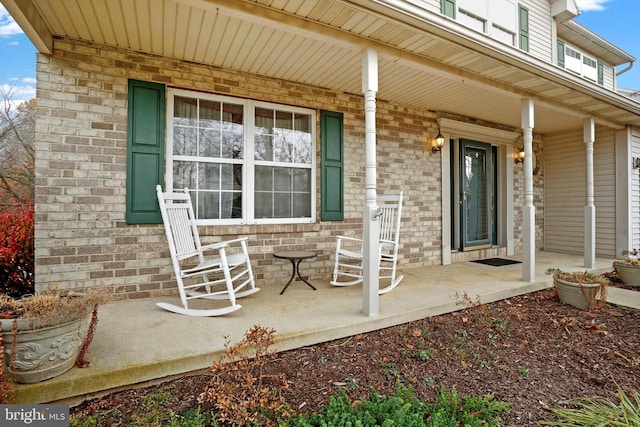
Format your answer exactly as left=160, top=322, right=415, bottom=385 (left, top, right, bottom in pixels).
left=441, top=0, right=455, bottom=18
left=557, top=41, right=565, bottom=68
left=126, top=80, right=165, bottom=224
left=597, top=61, right=604, bottom=85
left=518, top=5, right=529, bottom=52
left=321, top=110, right=344, bottom=221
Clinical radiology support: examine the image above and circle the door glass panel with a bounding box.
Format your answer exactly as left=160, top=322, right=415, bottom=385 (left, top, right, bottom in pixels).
left=461, top=140, right=492, bottom=249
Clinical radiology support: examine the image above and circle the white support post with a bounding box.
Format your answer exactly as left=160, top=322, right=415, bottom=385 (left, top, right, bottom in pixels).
left=361, top=48, right=380, bottom=317
left=521, top=98, right=535, bottom=282
left=584, top=118, right=596, bottom=268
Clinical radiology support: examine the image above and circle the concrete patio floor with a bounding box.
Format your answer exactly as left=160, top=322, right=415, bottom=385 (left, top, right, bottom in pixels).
left=12, top=251, right=639, bottom=404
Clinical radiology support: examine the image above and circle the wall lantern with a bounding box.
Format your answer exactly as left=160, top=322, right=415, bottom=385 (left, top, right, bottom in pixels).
left=514, top=147, right=525, bottom=164
left=431, top=127, right=446, bottom=154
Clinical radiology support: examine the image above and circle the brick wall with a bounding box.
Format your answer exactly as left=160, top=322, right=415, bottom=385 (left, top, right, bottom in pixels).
left=34, top=38, right=538, bottom=299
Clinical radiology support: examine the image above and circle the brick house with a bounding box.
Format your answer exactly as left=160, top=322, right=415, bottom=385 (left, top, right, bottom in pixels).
left=3, top=0, right=640, bottom=308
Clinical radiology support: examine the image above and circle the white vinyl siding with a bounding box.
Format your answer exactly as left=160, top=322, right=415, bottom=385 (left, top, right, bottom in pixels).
left=631, top=129, right=640, bottom=248
left=519, top=0, right=552, bottom=61
left=545, top=129, right=616, bottom=257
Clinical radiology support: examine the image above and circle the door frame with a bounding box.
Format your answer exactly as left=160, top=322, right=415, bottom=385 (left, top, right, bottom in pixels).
left=437, top=118, right=519, bottom=264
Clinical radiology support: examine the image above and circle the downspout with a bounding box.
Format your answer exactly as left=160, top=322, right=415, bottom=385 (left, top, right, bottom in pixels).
left=616, top=61, right=634, bottom=78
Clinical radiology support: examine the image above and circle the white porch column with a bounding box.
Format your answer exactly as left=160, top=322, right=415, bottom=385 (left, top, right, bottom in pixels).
left=361, top=48, right=380, bottom=317
left=584, top=118, right=596, bottom=268
left=521, top=98, right=535, bottom=282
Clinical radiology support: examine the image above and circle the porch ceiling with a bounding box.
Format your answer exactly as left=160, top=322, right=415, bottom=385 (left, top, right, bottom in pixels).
left=5, top=0, right=640, bottom=134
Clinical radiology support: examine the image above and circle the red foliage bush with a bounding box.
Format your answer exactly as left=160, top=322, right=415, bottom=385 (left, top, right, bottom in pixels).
left=0, top=204, right=35, bottom=298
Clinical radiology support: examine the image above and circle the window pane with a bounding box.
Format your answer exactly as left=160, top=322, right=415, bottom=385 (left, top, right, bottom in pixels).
left=255, top=166, right=273, bottom=191
left=222, top=103, right=244, bottom=159
left=174, top=97, right=197, bottom=127
left=173, top=161, right=197, bottom=189
left=274, top=168, right=292, bottom=191
left=199, top=163, right=220, bottom=190
left=292, top=169, right=311, bottom=192
left=274, top=193, right=292, bottom=218
left=294, top=114, right=312, bottom=164
left=199, top=100, right=221, bottom=129
left=199, top=129, right=221, bottom=158
left=173, top=127, right=197, bottom=156
left=255, top=192, right=272, bottom=218
left=293, top=193, right=311, bottom=217
left=254, top=133, right=273, bottom=161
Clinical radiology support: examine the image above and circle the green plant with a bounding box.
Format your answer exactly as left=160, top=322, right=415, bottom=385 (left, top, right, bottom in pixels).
left=165, top=408, right=211, bottom=427
left=130, top=387, right=175, bottom=426
left=413, top=347, right=436, bottom=361
left=541, top=386, right=640, bottom=426
left=425, top=386, right=509, bottom=426
left=375, top=358, right=400, bottom=381
left=345, top=376, right=359, bottom=390
left=197, top=324, right=292, bottom=426
left=281, top=382, right=426, bottom=426
left=517, top=366, right=531, bottom=376
left=280, top=382, right=509, bottom=427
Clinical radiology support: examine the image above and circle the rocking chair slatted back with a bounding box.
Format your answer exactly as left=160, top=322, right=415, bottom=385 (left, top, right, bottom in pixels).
left=331, top=191, right=404, bottom=294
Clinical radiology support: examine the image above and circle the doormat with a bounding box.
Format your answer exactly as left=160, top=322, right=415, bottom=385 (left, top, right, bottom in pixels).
left=471, top=257, right=522, bottom=267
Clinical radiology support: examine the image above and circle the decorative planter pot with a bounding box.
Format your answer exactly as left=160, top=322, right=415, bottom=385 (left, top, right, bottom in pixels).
left=613, top=261, right=640, bottom=287
left=0, top=317, right=86, bottom=384
left=554, top=277, right=602, bottom=310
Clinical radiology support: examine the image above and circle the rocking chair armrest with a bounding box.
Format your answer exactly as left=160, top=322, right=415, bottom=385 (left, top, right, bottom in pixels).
left=200, top=237, right=249, bottom=252
left=336, top=236, right=363, bottom=244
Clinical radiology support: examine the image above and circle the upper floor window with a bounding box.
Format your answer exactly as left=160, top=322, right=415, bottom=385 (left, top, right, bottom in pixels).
left=558, top=41, right=603, bottom=85
left=167, top=88, right=316, bottom=225
left=442, top=0, right=528, bottom=52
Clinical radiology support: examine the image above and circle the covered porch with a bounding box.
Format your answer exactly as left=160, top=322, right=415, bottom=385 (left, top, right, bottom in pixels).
left=14, top=251, right=635, bottom=405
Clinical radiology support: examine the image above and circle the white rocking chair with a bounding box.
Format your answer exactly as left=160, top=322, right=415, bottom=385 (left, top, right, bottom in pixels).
left=331, top=192, right=404, bottom=295
left=155, top=185, right=260, bottom=316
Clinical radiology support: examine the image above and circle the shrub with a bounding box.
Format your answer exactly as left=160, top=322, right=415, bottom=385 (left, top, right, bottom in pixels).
left=281, top=382, right=509, bottom=427
left=198, top=325, right=292, bottom=426
left=0, top=203, right=34, bottom=298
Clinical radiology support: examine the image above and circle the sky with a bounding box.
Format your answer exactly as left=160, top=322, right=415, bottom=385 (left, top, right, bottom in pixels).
left=0, top=0, right=639, bottom=105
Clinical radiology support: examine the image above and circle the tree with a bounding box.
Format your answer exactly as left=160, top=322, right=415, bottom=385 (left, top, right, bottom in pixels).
left=0, top=86, right=35, bottom=208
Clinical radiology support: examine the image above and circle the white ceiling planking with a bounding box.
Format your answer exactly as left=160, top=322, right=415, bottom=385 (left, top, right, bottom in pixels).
left=191, top=9, right=218, bottom=63
left=162, top=1, right=179, bottom=58
left=309, top=49, right=362, bottom=91
left=180, top=6, right=206, bottom=61
left=234, top=24, right=276, bottom=72
left=103, top=1, right=128, bottom=49
left=18, top=0, right=637, bottom=134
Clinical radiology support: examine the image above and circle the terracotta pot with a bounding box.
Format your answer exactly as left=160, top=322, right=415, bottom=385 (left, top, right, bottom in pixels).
left=554, top=277, right=602, bottom=310
left=613, top=261, right=640, bottom=287
left=1, top=317, right=86, bottom=384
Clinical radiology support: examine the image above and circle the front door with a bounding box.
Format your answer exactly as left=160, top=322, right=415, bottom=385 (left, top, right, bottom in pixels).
left=460, top=139, right=494, bottom=250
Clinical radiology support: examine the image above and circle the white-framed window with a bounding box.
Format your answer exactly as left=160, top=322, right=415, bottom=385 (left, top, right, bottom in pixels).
left=565, top=45, right=582, bottom=75
left=582, top=54, right=597, bottom=81
left=166, top=88, right=316, bottom=225
left=560, top=42, right=602, bottom=84
left=455, top=0, right=521, bottom=48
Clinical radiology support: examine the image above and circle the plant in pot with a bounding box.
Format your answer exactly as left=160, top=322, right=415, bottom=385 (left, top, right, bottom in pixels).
left=612, top=249, right=640, bottom=287
left=0, top=288, right=108, bottom=385
left=546, top=268, right=608, bottom=310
